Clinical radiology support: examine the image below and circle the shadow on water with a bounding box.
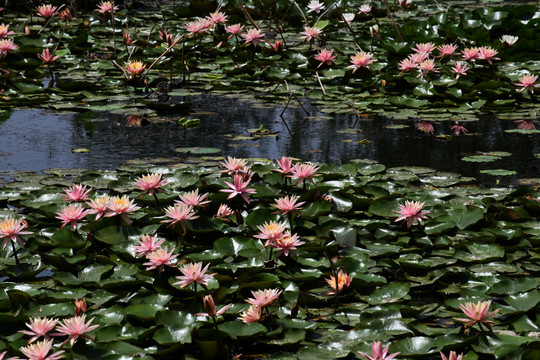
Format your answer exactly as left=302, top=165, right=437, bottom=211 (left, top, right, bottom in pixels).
left=0, top=94, right=538, bottom=186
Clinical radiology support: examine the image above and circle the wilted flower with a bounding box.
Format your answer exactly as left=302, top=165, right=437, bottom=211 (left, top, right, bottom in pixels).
left=104, top=195, right=141, bottom=225
left=176, top=189, right=210, bottom=207
left=61, top=184, right=91, bottom=202
left=514, top=74, right=539, bottom=94
left=55, top=204, right=90, bottom=229
left=326, top=269, right=353, bottom=295
left=19, top=317, right=58, bottom=344
left=36, top=4, right=57, bottom=18
left=416, top=121, right=434, bottom=134
left=174, top=262, right=214, bottom=288
left=450, top=122, right=468, bottom=136
left=307, top=0, right=324, bottom=13
left=393, top=200, right=430, bottom=228
left=54, top=314, right=99, bottom=347
left=162, top=204, right=199, bottom=233
left=133, top=173, right=168, bottom=196
left=20, top=339, right=64, bottom=360
left=144, top=246, right=179, bottom=272
left=348, top=51, right=374, bottom=72
left=454, top=300, right=501, bottom=330
left=314, top=48, right=336, bottom=68
left=133, top=234, right=165, bottom=258
left=440, top=351, right=463, bottom=360
left=195, top=295, right=232, bottom=317
left=0, top=216, right=32, bottom=249
left=239, top=305, right=261, bottom=323
left=243, top=28, right=264, bottom=47
left=358, top=341, right=400, bottom=360
left=221, top=174, right=256, bottom=203
left=246, top=288, right=282, bottom=307
left=95, top=1, right=119, bottom=14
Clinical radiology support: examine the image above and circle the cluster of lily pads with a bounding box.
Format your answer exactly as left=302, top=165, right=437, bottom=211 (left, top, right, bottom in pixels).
left=1, top=154, right=540, bottom=359
left=0, top=0, right=538, bottom=118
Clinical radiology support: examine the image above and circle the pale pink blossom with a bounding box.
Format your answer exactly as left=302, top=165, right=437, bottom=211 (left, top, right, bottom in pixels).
left=219, top=157, right=250, bottom=175
left=175, top=189, right=210, bottom=207
left=144, top=246, right=179, bottom=272
left=86, top=195, right=110, bottom=220
left=455, top=300, right=501, bottom=330
left=398, top=57, right=416, bottom=73
left=54, top=315, right=99, bottom=347
left=478, top=46, right=500, bottom=65
left=393, top=200, right=430, bottom=228
left=215, top=203, right=234, bottom=218
left=225, top=24, right=244, bottom=39
left=440, top=351, right=463, bottom=360
left=274, top=232, right=304, bottom=257
left=514, top=74, right=539, bottom=94
left=342, top=13, right=355, bottom=24
left=273, top=156, right=294, bottom=177
left=243, top=28, right=264, bottom=47
left=359, top=4, right=372, bottom=14
left=358, top=341, right=400, bottom=360
left=220, top=174, right=256, bottom=203
left=300, top=26, right=322, bottom=42
left=20, top=339, right=64, bottom=360
left=500, top=35, right=518, bottom=46
left=133, top=234, right=165, bottom=258
left=19, top=317, right=58, bottom=344
left=174, top=262, right=214, bottom=288
left=245, top=288, right=282, bottom=307
left=55, top=204, right=90, bottom=229
left=0, top=24, right=15, bottom=37
left=451, top=61, right=469, bottom=79
left=36, top=4, right=57, bottom=18
left=104, top=195, right=141, bottom=225
left=161, top=204, right=199, bottom=233
left=95, top=1, right=119, bottom=14
left=254, top=221, right=287, bottom=247
left=348, top=51, right=374, bottom=72
left=0, top=216, right=32, bottom=249
left=0, top=39, right=18, bottom=53
left=239, top=305, right=261, bottom=323
left=271, top=195, right=305, bottom=215
left=307, top=0, right=324, bottom=13
left=417, top=58, right=439, bottom=77
left=413, top=42, right=435, bottom=55
left=461, top=47, right=480, bottom=62
left=314, top=48, right=336, bottom=68
left=38, top=49, right=60, bottom=64
left=290, top=163, right=320, bottom=186
left=207, top=11, right=228, bottom=25
left=0, top=350, right=19, bottom=360
left=60, top=184, right=92, bottom=202
left=134, top=173, right=168, bottom=196
left=437, top=44, right=458, bottom=57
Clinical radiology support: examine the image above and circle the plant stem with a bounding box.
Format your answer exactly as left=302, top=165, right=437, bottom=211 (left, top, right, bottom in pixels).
left=382, top=0, right=403, bottom=41
left=11, top=240, right=19, bottom=266
left=110, top=11, right=117, bottom=57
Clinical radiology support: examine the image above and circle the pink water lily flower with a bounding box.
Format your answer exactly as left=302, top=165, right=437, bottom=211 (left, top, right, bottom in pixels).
left=300, top=26, right=321, bottom=42
left=104, top=195, right=141, bottom=225
left=359, top=4, right=372, bottom=14
left=239, top=305, right=262, bottom=323
left=0, top=350, right=19, bottom=360
left=219, top=156, right=250, bottom=175
left=221, top=174, right=256, bottom=203
left=325, top=269, right=353, bottom=295
left=314, top=48, right=336, bottom=68
left=184, top=20, right=206, bottom=36
left=162, top=204, right=199, bottom=233
left=96, top=1, right=119, bottom=14
left=124, top=60, right=146, bottom=79
left=514, top=74, right=539, bottom=94
left=455, top=299, right=501, bottom=330
left=20, top=339, right=64, bottom=360
left=55, top=204, right=90, bottom=229
left=413, top=42, right=435, bottom=55
left=307, top=0, right=324, bottom=13
left=417, top=58, right=439, bottom=77
left=274, top=156, right=294, bottom=177
left=174, top=262, right=214, bottom=288
left=144, top=246, right=179, bottom=272
left=61, top=184, right=92, bottom=202
left=246, top=288, right=282, bottom=308
left=393, top=200, right=430, bottom=228
left=437, top=44, right=458, bottom=57
left=290, top=163, right=320, bottom=186
left=478, top=46, right=500, bottom=65
left=133, top=234, right=165, bottom=258
left=175, top=189, right=210, bottom=207
left=207, top=11, right=228, bottom=25
left=86, top=195, right=110, bottom=220
left=398, top=57, right=416, bottom=73
left=451, top=61, right=469, bottom=79
left=38, top=49, right=60, bottom=64
left=272, top=195, right=305, bottom=215
left=54, top=314, right=99, bottom=347
left=342, top=13, right=355, bottom=24
left=243, top=28, right=264, bottom=47
left=0, top=38, right=18, bottom=54
left=0, top=24, right=15, bottom=37
left=19, top=317, right=58, bottom=344
left=215, top=203, right=234, bottom=218
left=195, top=295, right=232, bottom=317
left=134, top=173, right=168, bottom=196
left=461, top=47, right=480, bottom=62
left=274, top=232, right=304, bottom=257
left=348, top=51, right=374, bottom=72
left=358, top=341, right=400, bottom=360
left=36, top=4, right=57, bottom=18
left=225, top=23, right=244, bottom=39
left=0, top=216, right=32, bottom=249
left=441, top=351, right=463, bottom=360
left=254, top=221, right=287, bottom=247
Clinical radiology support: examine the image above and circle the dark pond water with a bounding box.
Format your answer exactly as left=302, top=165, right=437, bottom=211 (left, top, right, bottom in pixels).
left=0, top=95, right=538, bottom=186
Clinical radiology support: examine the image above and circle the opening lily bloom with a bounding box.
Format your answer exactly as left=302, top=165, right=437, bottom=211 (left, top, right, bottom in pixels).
left=325, top=269, right=353, bottom=295
left=440, top=351, right=463, bottom=360
left=437, top=44, right=458, bottom=57
left=20, top=339, right=65, bottom=360
left=454, top=300, right=501, bottom=330
left=19, top=317, right=58, bottom=344
left=133, top=173, right=168, bottom=196
left=289, top=163, right=320, bottom=186
left=184, top=20, right=206, bottom=36
left=38, top=49, right=60, bottom=64
left=124, top=60, right=146, bottom=79
left=207, top=11, right=228, bottom=25
left=500, top=34, right=518, bottom=46
left=0, top=24, right=15, bottom=37
left=0, top=216, right=32, bottom=249
left=61, top=184, right=92, bottom=202
left=461, top=47, right=480, bottom=62
left=144, top=246, right=179, bottom=272
left=417, top=58, right=439, bottom=78
left=358, top=341, right=400, bottom=360
left=162, top=204, right=199, bottom=233
left=36, top=4, right=57, bottom=18
left=55, top=204, right=90, bottom=229
left=239, top=305, right=262, bottom=323
left=133, top=234, right=165, bottom=258
left=398, top=57, right=417, bottom=73
left=174, top=262, right=214, bottom=289
left=359, top=4, right=372, bottom=14
left=221, top=174, right=256, bottom=203
left=225, top=23, right=244, bottom=39
left=393, top=200, right=430, bottom=228
left=342, top=13, right=355, bottom=24
left=413, top=42, right=435, bottom=55
left=86, top=195, right=110, bottom=221
left=271, top=195, right=305, bottom=215
left=95, top=1, right=119, bottom=14
left=195, top=295, right=232, bottom=317
left=273, top=232, right=305, bottom=258
left=219, top=156, right=250, bottom=175
left=0, top=39, right=18, bottom=54
left=314, top=49, right=336, bottom=68
left=54, top=314, right=99, bottom=347
left=348, top=51, right=374, bottom=72
left=273, top=156, right=294, bottom=177
left=245, top=288, right=282, bottom=308
left=514, top=74, right=539, bottom=94
left=175, top=189, right=210, bottom=207
left=450, top=122, right=468, bottom=136
left=215, top=203, right=234, bottom=218
left=59, top=8, right=72, bottom=22
left=255, top=221, right=287, bottom=247
left=123, top=32, right=136, bottom=46
left=104, top=195, right=141, bottom=225
left=243, top=28, right=264, bottom=47
left=416, top=121, right=434, bottom=134
left=300, top=26, right=322, bottom=42
left=451, top=61, right=469, bottom=79
left=478, top=46, right=500, bottom=65
left=307, top=0, right=324, bottom=13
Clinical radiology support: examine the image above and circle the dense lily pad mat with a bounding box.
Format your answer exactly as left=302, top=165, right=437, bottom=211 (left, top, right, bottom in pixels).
left=0, top=0, right=538, bottom=118
left=1, top=157, right=540, bottom=359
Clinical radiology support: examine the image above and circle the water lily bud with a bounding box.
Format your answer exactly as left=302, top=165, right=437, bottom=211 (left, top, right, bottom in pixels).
left=203, top=295, right=217, bottom=317
left=369, top=24, right=379, bottom=39
left=24, top=25, right=30, bottom=35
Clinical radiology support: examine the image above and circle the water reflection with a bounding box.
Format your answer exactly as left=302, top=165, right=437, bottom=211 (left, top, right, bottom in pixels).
left=0, top=94, right=538, bottom=185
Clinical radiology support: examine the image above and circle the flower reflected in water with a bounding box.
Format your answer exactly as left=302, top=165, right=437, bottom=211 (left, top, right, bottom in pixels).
left=515, top=119, right=537, bottom=130
left=416, top=121, right=434, bottom=134
left=450, top=122, right=468, bottom=136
